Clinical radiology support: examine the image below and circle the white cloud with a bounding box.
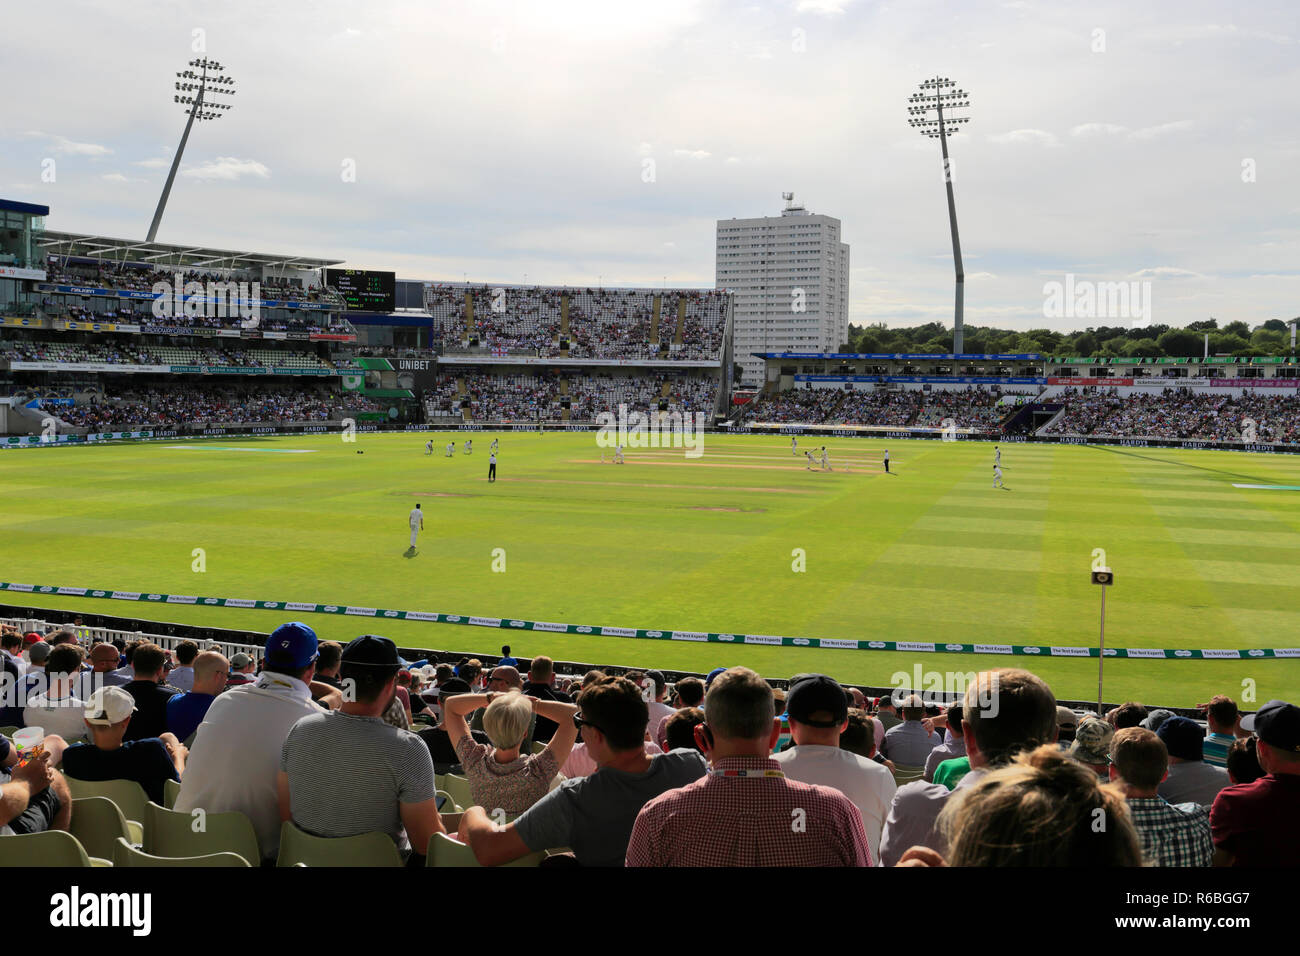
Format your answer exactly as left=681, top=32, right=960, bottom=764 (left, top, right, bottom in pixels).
left=133, top=156, right=171, bottom=169
left=22, top=131, right=112, bottom=156
left=101, top=173, right=130, bottom=183
left=673, top=149, right=711, bottom=159
left=987, top=128, right=1060, bottom=148
left=1129, top=120, right=1194, bottom=141
left=1127, top=267, right=1207, bottom=280
left=1070, top=123, right=1127, bottom=137
left=180, top=157, right=271, bottom=181
left=794, top=0, right=858, bottom=14
left=724, top=156, right=741, bottom=164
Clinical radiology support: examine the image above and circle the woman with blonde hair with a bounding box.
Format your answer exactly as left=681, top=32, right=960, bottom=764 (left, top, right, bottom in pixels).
left=443, top=689, right=579, bottom=815
left=912, top=744, right=1144, bottom=867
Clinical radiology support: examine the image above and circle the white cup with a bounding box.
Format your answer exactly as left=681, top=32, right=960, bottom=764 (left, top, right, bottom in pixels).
left=13, top=727, right=43, bottom=752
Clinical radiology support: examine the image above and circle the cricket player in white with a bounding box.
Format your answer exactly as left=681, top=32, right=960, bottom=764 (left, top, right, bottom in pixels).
left=883, top=448, right=890, bottom=474
left=464, top=439, right=473, bottom=454
left=409, top=503, right=424, bottom=549
left=994, top=445, right=1001, bottom=466
left=490, top=438, right=499, bottom=453
left=614, top=444, right=625, bottom=464
left=993, top=464, right=1004, bottom=489
left=820, top=446, right=830, bottom=471
left=805, top=450, right=815, bottom=470
left=446, top=442, right=454, bottom=457
left=425, top=440, right=433, bottom=455
left=791, top=436, right=798, bottom=456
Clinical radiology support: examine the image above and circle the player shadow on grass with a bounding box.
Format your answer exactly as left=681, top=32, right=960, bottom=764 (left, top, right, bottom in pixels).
left=403, top=546, right=417, bottom=558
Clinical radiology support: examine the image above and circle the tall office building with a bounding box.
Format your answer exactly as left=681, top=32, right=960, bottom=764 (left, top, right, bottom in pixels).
left=716, top=194, right=850, bottom=386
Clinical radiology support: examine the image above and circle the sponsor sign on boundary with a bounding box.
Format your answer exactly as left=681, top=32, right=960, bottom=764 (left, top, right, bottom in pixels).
left=2, top=580, right=1294, bottom=660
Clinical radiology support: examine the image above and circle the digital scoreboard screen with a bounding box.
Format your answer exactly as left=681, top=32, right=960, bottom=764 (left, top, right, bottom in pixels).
left=326, top=268, right=395, bottom=312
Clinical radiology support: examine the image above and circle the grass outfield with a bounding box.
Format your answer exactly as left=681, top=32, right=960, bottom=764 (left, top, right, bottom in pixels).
left=3, top=431, right=1298, bottom=706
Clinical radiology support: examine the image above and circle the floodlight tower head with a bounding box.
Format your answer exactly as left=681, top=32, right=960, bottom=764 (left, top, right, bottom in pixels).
left=172, top=57, right=237, bottom=122
left=906, top=76, right=971, bottom=140
left=148, top=56, right=237, bottom=242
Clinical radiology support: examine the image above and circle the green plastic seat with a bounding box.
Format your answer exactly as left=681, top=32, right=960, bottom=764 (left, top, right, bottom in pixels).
left=64, top=776, right=148, bottom=845
left=0, top=726, right=19, bottom=738
left=143, top=801, right=259, bottom=866
left=426, top=831, right=544, bottom=868
left=274, top=821, right=403, bottom=867
left=0, top=829, right=106, bottom=866
left=163, top=778, right=181, bottom=810
left=441, top=773, right=474, bottom=810
left=68, top=796, right=134, bottom=862
left=435, top=789, right=462, bottom=814
left=111, top=836, right=249, bottom=867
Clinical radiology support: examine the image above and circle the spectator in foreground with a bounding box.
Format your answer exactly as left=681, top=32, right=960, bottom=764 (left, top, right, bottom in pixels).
left=924, top=703, right=966, bottom=782
left=23, top=644, right=86, bottom=742
left=416, top=678, right=491, bottom=772
left=313, top=641, right=344, bottom=691
left=521, top=655, right=570, bottom=744
left=77, top=642, right=124, bottom=699
left=121, top=644, right=182, bottom=742
left=626, top=667, right=872, bottom=866
left=168, top=641, right=199, bottom=693
left=879, top=668, right=1058, bottom=866
left=1225, top=736, right=1263, bottom=785
left=1210, top=699, right=1300, bottom=867
left=664, top=707, right=706, bottom=753
left=62, top=687, right=185, bottom=806
left=773, top=673, right=895, bottom=863
left=876, top=696, right=901, bottom=733
left=442, top=689, right=579, bottom=814
left=459, top=675, right=707, bottom=866
left=881, top=695, right=938, bottom=767
left=1156, top=717, right=1229, bottom=808
left=0, top=741, right=70, bottom=836
left=924, top=745, right=1142, bottom=867
left=226, top=652, right=257, bottom=688
left=165, top=651, right=229, bottom=743
left=280, top=635, right=444, bottom=860
left=655, top=676, right=704, bottom=750
left=1201, top=695, right=1239, bottom=769
left=642, top=670, right=675, bottom=741
left=177, top=622, right=321, bottom=862
left=1113, top=702, right=1148, bottom=730
left=1068, top=717, right=1114, bottom=780
left=1109, top=727, right=1213, bottom=867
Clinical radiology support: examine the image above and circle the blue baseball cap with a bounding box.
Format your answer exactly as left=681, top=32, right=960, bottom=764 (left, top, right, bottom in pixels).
left=705, top=667, right=728, bottom=689
left=264, top=622, right=319, bottom=670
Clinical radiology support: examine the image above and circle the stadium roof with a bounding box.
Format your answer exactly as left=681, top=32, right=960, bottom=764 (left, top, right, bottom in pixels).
left=36, top=230, right=344, bottom=272
left=0, top=199, right=49, bottom=217
left=756, top=351, right=1044, bottom=361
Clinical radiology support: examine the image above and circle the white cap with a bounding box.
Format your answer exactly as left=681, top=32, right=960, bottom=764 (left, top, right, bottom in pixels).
left=84, top=687, right=137, bottom=726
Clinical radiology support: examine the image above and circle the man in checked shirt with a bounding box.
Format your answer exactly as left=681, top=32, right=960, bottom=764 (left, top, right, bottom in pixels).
left=625, top=667, right=872, bottom=867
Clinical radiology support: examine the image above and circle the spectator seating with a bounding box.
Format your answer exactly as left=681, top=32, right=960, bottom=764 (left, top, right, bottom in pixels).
left=274, top=820, right=404, bottom=867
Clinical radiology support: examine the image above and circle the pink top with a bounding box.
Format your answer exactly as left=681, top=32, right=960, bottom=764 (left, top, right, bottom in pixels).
left=561, top=740, right=663, bottom=778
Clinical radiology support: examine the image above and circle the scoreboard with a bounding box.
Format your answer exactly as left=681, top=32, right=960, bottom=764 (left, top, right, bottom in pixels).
left=326, top=268, right=395, bottom=312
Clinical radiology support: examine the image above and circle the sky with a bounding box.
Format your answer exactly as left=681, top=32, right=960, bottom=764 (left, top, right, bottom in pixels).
left=3, top=0, right=1298, bottom=332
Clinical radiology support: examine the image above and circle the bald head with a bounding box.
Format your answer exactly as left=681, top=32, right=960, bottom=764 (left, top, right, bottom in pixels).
left=193, top=651, right=230, bottom=695
left=487, top=665, right=522, bottom=691
left=90, top=643, right=121, bottom=672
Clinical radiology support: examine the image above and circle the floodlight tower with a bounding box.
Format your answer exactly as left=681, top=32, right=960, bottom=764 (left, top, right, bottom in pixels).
left=907, top=76, right=971, bottom=354
left=146, top=57, right=236, bottom=242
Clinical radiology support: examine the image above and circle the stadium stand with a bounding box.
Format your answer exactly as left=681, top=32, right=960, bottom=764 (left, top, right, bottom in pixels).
left=2, top=614, right=1294, bottom=868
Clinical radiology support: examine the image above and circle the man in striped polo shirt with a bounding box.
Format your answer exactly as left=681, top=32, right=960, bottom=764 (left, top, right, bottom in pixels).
left=1201, top=695, right=1239, bottom=769
left=279, top=635, right=445, bottom=861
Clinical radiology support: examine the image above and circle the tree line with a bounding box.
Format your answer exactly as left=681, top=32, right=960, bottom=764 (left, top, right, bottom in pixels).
left=842, top=318, right=1299, bottom=359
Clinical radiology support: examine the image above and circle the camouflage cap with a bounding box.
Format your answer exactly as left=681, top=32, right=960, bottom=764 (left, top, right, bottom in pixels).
left=1069, top=716, right=1115, bottom=764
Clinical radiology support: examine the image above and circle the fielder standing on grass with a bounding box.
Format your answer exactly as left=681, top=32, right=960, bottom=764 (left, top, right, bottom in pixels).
left=883, top=448, right=890, bottom=474
left=488, top=451, right=497, bottom=483
left=408, top=502, right=424, bottom=551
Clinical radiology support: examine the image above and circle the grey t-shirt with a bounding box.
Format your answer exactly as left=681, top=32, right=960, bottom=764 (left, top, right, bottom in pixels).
left=514, top=749, right=707, bottom=866
left=281, top=710, right=437, bottom=848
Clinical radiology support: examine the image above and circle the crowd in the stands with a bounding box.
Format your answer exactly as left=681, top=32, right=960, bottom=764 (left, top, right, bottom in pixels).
left=3, top=620, right=1295, bottom=868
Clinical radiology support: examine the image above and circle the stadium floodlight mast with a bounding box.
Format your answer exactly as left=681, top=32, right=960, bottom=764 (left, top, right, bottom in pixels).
left=907, top=76, right=971, bottom=354
left=146, top=57, right=236, bottom=242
